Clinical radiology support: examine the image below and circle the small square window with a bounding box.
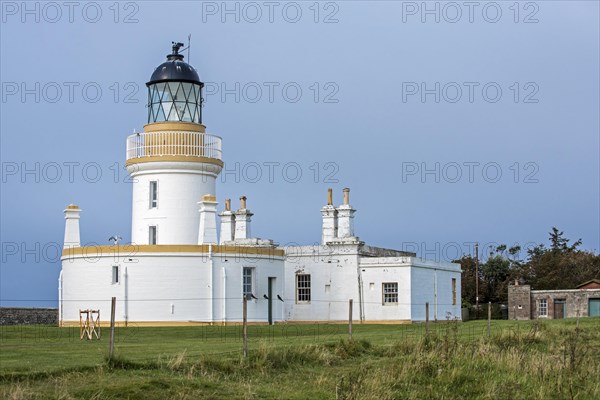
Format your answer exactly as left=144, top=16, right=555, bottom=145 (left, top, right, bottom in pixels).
left=383, top=282, right=398, bottom=304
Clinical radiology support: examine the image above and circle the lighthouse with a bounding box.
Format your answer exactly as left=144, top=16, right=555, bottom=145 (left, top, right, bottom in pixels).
left=127, top=42, right=223, bottom=245
left=59, top=43, right=461, bottom=326
left=60, top=43, right=285, bottom=326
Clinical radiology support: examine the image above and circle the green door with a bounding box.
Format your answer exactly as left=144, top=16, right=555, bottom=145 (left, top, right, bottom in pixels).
left=589, top=299, right=600, bottom=317
left=268, top=277, right=275, bottom=325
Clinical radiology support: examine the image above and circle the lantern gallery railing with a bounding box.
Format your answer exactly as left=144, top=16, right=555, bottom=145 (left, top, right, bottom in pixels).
left=126, top=131, right=222, bottom=161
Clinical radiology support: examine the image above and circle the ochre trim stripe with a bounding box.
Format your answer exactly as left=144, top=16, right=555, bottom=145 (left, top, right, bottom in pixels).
left=62, top=244, right=284, bottom=258
left=125, top=155, right=224, bottom=167
left=143, top=121, right=206, bottom=133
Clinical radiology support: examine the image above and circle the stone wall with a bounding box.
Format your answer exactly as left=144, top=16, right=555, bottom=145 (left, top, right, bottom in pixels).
left=0, top=308, right=58, bottom=325
left=507, top=285, right=531, bottom=320
left=508, top=285, right=600, bottom=320
left=530, top=289, right=600, bottom=319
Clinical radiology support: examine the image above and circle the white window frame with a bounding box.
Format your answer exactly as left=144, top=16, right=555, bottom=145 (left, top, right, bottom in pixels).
left=149, top=181, right=158, bottom=209
left=149, top=225, right=157, bottom=245
left=538, top=298, right=548, bottom=317
left=382, top=282, right=398, bottom=305
left=112, top=265, right=119, bottom=285
left=242, top=267, right=254, bottom=298
left=296, top=274, right=311, bottom=303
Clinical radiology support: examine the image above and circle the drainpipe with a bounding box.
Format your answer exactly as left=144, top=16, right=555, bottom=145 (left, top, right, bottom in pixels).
left=434, top=269, right=438, bottom=321
left=124, top=266, right=128, bottom=327
left=222, top=264, right=227, bottom=325
left=356, top=264, right=365, bottom=322
left=58, top=270, right=63, bottom=327
left=209, top=244, right=213, bottom=323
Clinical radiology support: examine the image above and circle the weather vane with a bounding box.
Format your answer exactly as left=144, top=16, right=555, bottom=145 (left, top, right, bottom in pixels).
left=171, top=41, right=184, bottom=55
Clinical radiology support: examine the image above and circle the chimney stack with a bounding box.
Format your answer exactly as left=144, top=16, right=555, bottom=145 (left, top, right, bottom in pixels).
left=337, top=188, right=356, bottom=239
left=219, top=198, right=235, bottom=244
left=63, top=204, right=81, bottom=248
left=321, top=188, right=338, bottom=244
left=198, top=195, right=218, bottom=244
left=234, top=196, right=253, bottom=240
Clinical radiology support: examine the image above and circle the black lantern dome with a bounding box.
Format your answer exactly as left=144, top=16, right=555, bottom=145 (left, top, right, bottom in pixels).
left=146, top=42, right=204, bottom=124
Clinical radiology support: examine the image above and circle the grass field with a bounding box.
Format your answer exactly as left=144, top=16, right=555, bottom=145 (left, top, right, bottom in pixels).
left=1, top=318, right=599, bottom=399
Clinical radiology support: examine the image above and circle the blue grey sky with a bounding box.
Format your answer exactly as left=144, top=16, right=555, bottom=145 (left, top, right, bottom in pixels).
left=1, top=1, right=598, bottom=307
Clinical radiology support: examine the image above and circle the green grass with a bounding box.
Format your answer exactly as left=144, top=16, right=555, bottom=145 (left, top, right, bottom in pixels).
left=1, top=319, right=599, bottom=399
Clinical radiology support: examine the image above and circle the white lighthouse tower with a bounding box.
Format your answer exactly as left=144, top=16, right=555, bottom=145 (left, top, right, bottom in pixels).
left=59, top=43, right=286, bottom=326
left=127, top=42, right=223, bottom=245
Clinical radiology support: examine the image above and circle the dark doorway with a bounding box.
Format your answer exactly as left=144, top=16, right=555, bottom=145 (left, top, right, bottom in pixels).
left=554, top=299, right=566, bottom=319
left=268, top=277, right=275, bottom=325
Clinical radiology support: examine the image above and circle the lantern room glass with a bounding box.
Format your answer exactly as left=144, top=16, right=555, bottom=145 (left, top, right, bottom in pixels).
left=147, top=81, right=203, bottom=124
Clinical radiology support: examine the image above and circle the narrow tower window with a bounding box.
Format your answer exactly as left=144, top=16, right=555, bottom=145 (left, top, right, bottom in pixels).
left=149, top=181, right=158, bottom=208
left=149, top=226, right=157, bottom=245
left=452, top=278, right=457, bottom=305
left=112, top=266, right=119, bottom=284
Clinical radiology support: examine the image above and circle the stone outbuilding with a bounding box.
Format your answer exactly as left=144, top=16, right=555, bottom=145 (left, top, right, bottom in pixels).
left=508, top=280, right=600, bottom=320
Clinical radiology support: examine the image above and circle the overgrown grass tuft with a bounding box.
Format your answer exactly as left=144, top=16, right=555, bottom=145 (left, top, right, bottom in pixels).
left=104, top=354, right=159, bottom=371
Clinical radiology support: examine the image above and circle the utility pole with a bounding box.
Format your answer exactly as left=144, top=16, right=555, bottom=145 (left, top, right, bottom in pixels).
left=425, top=302, right=430, bottom=335
left=108, top=297, right=116, bottom=360
left=475, top=242, right=479, bottom=320
left=487, top=302, right=491, bottom=337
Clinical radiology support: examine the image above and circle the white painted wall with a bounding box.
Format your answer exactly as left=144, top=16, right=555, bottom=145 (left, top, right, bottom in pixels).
left=60, top=250, right=285, bottom=324
left=216, top=254, right=285, bottom=323
left=127, top=161, right=221, bottom=245
left=409, top=259, right=462, bottom=321
left=284, top=244, right=361, bottom=321
left=284, top=248, right=462, bottom=322
left=61, top=247, right=460, bottom=324
left=359, top=260, right=413, bottom=321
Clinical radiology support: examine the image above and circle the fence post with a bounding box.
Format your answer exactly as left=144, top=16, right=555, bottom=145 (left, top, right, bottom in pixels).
left=109, top=297, right=116, bottom=359
left=425, top=302, right=429, bottom=335
left=487, top=302, right=491, bottom=338
left=348, top=299, right=353, bottom=340
left=243, top=294, right=248, bottom=358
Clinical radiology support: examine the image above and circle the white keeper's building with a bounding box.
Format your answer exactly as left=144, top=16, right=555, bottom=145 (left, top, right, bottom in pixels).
left=59, top=44, right=461, bottom=326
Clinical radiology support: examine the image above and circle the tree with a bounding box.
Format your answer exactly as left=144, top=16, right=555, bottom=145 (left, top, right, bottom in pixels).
left=480, top=244, right=522, bottom=303
left=549, top=227, right=582, bottom=253
left=455, top=255, right=484, bottom=306
left=522, top=227, right=598, bottom=290
left=458, top=228, right=598, bottom=305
